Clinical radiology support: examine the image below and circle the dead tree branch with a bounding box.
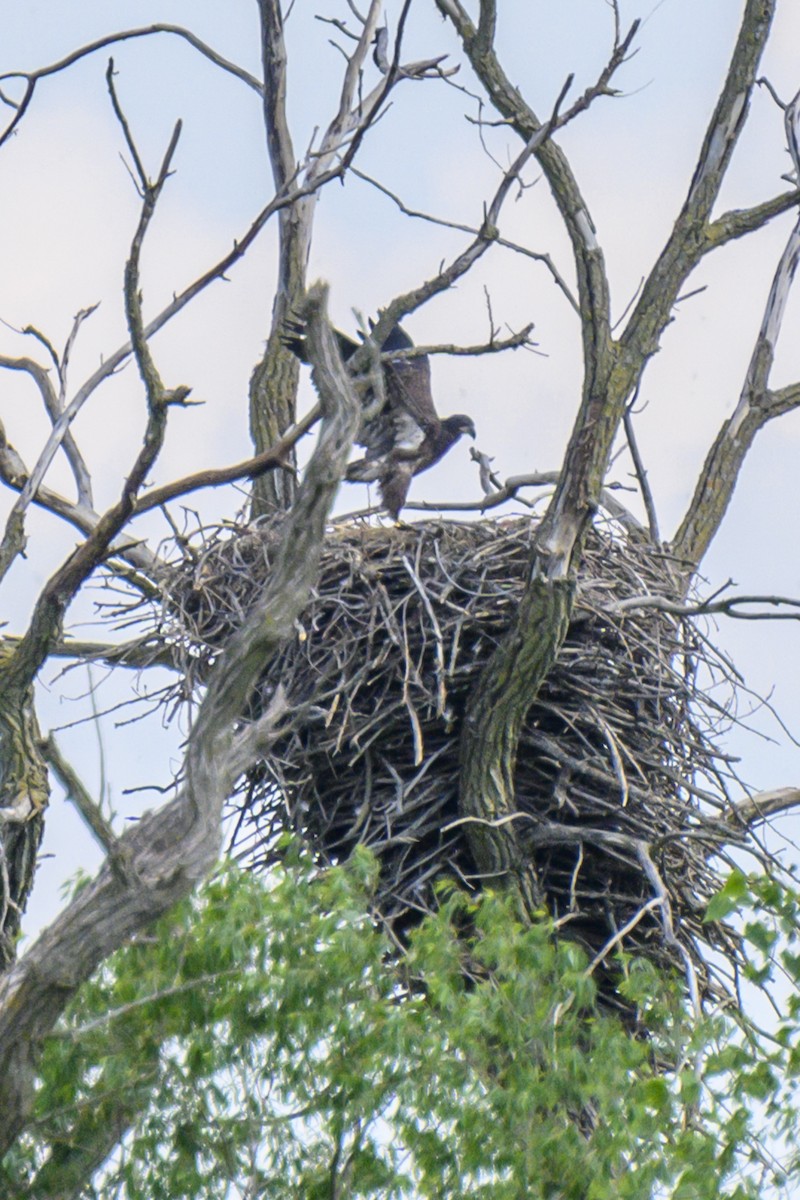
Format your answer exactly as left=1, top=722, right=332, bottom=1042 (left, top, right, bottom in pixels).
left=350, top=166, right=580, bottom=311
left=383, top=328, right=536, bottom=359
left=0, top=317, right=94, bottom=508
left=0, top=425, right=157, bottom=576
left=728, top=787, right=800, bottom=828
left=2, top=73, right=188, bottom=684
left=41, top=735, right=120, bottom=862
left=620, top=0, right=779, bottom=379
left=623, top=398, right=659, bottom=543
left=402, top=472, right=643, bottom=534
left=0, top=24, right=260, bottom=148
left=613, top=591, right=800, bottom=621
left=705, top=189, right=799, bottom=249
left=673, top=85, right=800, bottom=569
left=252, top=0, right=389, bottom=497
left=435, top=0, right=612, bottom=396
left=0, top=280, right=360, bottom=1156
left=250, top=0, right=448, bottom=513
left=1, top=635, right=178, bottom=671
left=133, top=404, right=321, bottom=516
left=0, top=350, right=97, bottom=581
left=365, top=78, right=570, bottom=354
left=555, top=17, right=640, bottom=129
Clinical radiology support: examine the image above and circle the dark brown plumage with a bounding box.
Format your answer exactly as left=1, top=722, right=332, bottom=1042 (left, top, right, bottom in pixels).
left=285, top=320, right=476, bottom=519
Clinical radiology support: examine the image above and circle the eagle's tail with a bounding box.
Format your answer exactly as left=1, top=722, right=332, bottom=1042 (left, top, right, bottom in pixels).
left=345, top=457, right=382, bottom=483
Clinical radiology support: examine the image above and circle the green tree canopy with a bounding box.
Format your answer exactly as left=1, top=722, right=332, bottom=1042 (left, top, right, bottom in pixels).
left=6, top=853, right=800, bottom=1199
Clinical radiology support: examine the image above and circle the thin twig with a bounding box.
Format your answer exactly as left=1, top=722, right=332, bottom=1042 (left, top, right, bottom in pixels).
left=0, top=24, right=260, bottom=148
left=41, top=735, right=128, bottom=871
left=351, top=166, right=580, bottom=314
left=613, top=591, right=800, bottom=619
left=623, top=394, right=659, bottom=543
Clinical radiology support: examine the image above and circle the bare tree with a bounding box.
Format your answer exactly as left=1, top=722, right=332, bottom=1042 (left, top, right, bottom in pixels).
left=0, top=0, right=799, bottom=1180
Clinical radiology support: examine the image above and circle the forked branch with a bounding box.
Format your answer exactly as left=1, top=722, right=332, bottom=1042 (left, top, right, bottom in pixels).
left=672, top=85, right=800, bottom=571
left=366, top=80, right=569, bottom=352
left=0, top=309, right=95, bottom=508
left=2, top=75, right=188, bottom=687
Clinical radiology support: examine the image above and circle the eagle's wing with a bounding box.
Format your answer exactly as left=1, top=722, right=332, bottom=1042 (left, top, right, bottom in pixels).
left=347, top=387, right=426, bottom=483
left=283, top=320, right=359, bottom=365
left=285, top=318, right=385, bottom=456
left=288, top=318, right=437, bottom=484
left=354, top=324, right=433, bottom=457
left=381, top=326, right=438, bottom=439
left=353, top=402, right=397, bottom=462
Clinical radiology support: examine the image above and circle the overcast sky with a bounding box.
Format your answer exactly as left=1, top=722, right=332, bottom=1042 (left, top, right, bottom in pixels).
left=2, top=0, right=800, bottom=929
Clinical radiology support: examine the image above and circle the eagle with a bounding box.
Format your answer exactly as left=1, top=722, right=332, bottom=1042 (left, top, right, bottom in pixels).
left=285, top=319, right=476, bottom=520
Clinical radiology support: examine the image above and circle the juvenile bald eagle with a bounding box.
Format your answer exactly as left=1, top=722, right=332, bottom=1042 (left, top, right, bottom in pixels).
left=285, top=320, right=476, bottom=520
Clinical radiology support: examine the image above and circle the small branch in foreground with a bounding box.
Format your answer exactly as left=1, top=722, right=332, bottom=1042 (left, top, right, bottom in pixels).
left=133, top=404, right=321, bottom=516
left=53, top=968, right=243, bottom=1041
left=52, top=306, right=98, bottom=505
left=227, top=685, right=291, bottom=780
left=0, top=314, right=95, bottom=508
left=398, top=471, right=643, bottom=533
left=381, top=327, right=536, bottom=360
left=0, top=337, right=99, bottom=579
left=0, top=427, right=158, bottom=576
left=40, top=736, right=124, bottom=867
left=728, top=787, right=800, bottom=827
left=0, top=400, right=321, bottom=575
left=672, top=295, right=800, bottom=566
left=613, top=592, right=800, bottom=620
left=0, top=636, right=179, bottom=671
left=623, top=396, right=659, bottom=543
left=705, top=189, right=799, bottom=251
left=470, top=447, right=521, bottom=500
left=109, top=57, right=188, bottom=501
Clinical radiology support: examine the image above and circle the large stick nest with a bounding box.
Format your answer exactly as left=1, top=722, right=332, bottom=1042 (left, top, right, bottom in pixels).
left=144, top=514, right=753, bottom=1001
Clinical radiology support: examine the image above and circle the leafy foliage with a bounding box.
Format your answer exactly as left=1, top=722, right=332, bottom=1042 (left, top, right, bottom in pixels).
left=4, top=851, right=800, bottom=1198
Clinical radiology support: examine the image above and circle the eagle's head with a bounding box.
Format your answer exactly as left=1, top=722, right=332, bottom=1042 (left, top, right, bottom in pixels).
left=444, top=414, right=477, bottom=440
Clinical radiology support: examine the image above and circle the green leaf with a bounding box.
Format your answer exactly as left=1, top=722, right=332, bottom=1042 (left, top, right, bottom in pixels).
left=704, top=870, right=749, bottom=923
